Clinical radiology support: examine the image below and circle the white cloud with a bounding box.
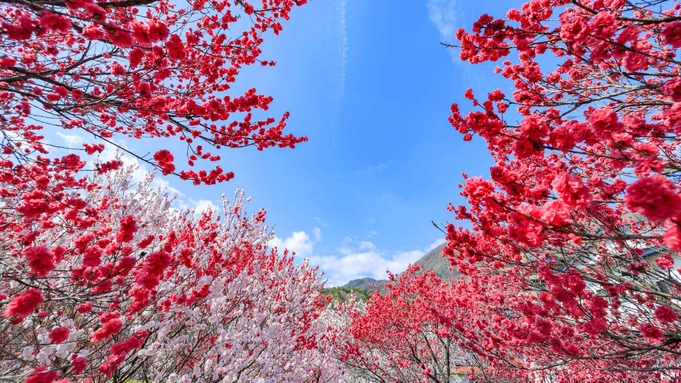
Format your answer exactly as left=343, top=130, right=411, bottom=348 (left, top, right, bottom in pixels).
left=426, top=237, right=446, bottom=252
left=269, top=229, right=319, bottom=258
left=311, top=237, right=448, bottom=287
left=56, top=132, right=84, bottom=147
left=311, top=239, right=426, bottom=287
left=270, top=226, right=447, bottom=287
left=426, top=0, right=459, bottom=60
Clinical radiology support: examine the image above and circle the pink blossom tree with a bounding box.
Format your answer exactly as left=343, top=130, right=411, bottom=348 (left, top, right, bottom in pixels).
left=0, top=165, right=341, bottom=382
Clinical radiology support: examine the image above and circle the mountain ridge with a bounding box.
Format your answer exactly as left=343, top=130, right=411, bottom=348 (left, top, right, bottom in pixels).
left=332, top=243, right=456, bottom=294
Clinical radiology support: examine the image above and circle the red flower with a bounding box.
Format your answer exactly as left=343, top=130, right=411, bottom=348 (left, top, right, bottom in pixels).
left=655, top=254, right=675, bottom=270
left=39, top=13, right=71, bottom=33
left=664, top=220, right=681, bottom=252
left=664, top=77, right=681, bottom=102
left=625, top=175, right=681, bottom=221
left=587, top=107, right=620, bottom=138
left=3, top=288, right=44, bottom=322
left=25, top=366, right=59, bottom=383
left=76, top=302, right=92, bottom=313
left=147, top=20, right=169, bottom=42
left=663, top=21, right=681, bottom=48
left=49, top=327, right=70, bottom=344
left=83, top=245, right=103, bottom=268
left=640, top=323, right=664, bottom=339
left=116, top=215, right=138, bottom=243
left=655, top=306, right=679, bottom=323
left=153, top=149, right=173, bottom=164
left=91, top=318, right=123, bottom=342
left=106, top=29, right=134, bottom=49
left=128, top=48, right=145, bottom=68
left=71, top=355, right=86, bottom=374
left=23, top=246, right=56, bottom=277
left=153, top=150, right=176, bottom=175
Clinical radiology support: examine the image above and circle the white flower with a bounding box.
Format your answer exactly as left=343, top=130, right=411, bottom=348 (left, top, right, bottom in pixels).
left=21, top=346, right=34, bottom=361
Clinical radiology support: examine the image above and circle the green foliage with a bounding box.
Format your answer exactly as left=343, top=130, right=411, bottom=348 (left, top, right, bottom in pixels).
left=322, top=286, right=372, bottom=303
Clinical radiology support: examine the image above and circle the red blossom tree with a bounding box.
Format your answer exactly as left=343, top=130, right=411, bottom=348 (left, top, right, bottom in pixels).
left=429, top=0, right=681, bottom=380
left=335, top=266, right=515, bottom=383
left=0, top=0, right=308, bottom=185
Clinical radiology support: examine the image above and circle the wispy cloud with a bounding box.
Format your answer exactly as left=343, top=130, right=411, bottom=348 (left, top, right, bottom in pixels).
left=339, top=0, right=348, bottom=98
left=314, top=217, right=328, bottom=227
left=426, top=0, right=459, bottom=60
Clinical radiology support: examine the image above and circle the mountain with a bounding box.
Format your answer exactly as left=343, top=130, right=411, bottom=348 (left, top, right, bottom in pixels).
left=323, top=243, right=457, bottom=301
left=343, top=277, right=390, bottom=292
left=412, top=243, right=459, bottom=279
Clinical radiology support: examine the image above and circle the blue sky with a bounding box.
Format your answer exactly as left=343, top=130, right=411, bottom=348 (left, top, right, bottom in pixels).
left=52, top=0, right=521, bottom=286
left=229, top=0, right=521, bottom=286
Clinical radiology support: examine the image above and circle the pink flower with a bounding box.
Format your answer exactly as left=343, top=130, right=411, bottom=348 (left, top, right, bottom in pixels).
left=622, top=51, right=648, bottom=72
left=590, top=11, right=617, bottom=38
left=74, top=233, right=95, bottom=253
left=76, top=302, right=92, bottom=313
left=655, top=305, right=678, bottom=323
left=540, top=200, right=572, bottom=227
left=625, top=175, right=681, bottom=221
left=17, top=191, right=50, bottom=221
left=3, top=288, right=44, bottom=322
left=580, top=318, right=607, bottom=335
left=509, top=205, right=545, bottom=247
left=49, top=327, right=70, bottom=344
left=84, top=3, right=107, bottom=20
left=113, top=256, right=137, bottom=277
left=560, top=17, right=589, bottom=43
left=144, top=251, right=171, bottom=275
